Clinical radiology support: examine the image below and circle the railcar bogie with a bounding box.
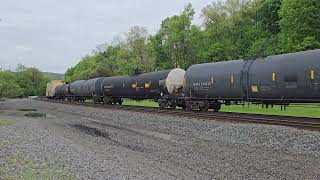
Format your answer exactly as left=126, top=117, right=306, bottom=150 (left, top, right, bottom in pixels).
left=103, top=97, right=123, bottom=105
left=158, top=97, right=185, bottom=110
left=183, top=99, right=222, bottom=112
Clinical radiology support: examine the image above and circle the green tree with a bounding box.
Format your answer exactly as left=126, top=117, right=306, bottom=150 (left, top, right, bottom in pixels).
left=257, top=0, right=281, bottom=34
left=149, top=3, right=198, bottom=69
left=126, top=26, right=155, bottom=72
left=202, top=0, right=283, bottom=60
left=0, top=71, right=23, bottom=98
left=201, top=0, right=255, bottom=61
left=0, top=65, right=48, bottom=98
left=247, top=0, right=281, bottom=57
left=280, top=0, right=320, bottom=52
left=16, top=65, right=49, bottom=96
left=64, top=26, right=156, bottom=82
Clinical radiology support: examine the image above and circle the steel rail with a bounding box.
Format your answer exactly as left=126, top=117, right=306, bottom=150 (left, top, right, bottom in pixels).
left=37, top=98, right=320, bottom=131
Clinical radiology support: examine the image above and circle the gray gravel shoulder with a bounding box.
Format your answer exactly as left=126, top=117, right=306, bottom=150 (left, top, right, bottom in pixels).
left=0, top=98, right=320, bottom=179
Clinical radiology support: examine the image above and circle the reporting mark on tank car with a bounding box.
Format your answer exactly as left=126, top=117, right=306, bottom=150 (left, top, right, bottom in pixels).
left=193, top=77, right=215, bottom=90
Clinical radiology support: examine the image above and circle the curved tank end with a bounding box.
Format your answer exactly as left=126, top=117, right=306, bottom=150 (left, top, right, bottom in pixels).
left=165, top=68, right=186, bottom=95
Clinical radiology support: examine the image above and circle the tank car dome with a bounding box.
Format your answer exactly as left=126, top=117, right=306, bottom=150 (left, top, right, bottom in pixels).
left=165, top=68, right=186, bottom=95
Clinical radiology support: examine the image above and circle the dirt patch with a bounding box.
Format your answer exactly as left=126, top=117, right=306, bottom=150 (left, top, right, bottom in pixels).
left=24, top=113, right=46, bottom=118
left=18, top=108, right=38, bottom=112
left=72, top=124, right=111, bottom=138
left=71, top=124, right=151, bottom=153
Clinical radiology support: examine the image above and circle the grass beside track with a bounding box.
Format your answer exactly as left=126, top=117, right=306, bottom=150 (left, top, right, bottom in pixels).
left=0, top=119, right=16, bottom=126
left=0, top=155, right=74, bottom=179
left=222, top=104, right=320, bottom=118
left=123, top=99, right=160, bottom=107
left=123, top=99, right=320, bottom=118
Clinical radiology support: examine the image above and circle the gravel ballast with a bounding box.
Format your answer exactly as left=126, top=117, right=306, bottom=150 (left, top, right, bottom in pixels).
left=0, top=98, right=320, bottom=179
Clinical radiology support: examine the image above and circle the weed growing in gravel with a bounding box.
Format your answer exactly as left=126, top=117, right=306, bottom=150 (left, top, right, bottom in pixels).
left=0, top=140, right=12, bottom=147
left=0, top=155, right=75, bottom=179
left=18, top=108, right=38, bottom=112
left=0, top=119, right=16, bottom=126
left=24, top=113, right=46, bottom=118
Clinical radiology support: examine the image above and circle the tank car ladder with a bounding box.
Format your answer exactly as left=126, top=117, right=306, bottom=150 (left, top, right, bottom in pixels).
left=240, top=60, right=255, bottom=105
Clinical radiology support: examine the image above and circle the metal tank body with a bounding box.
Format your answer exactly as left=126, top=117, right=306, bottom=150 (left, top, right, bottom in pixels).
left=132, top=69, right=183, bottom=98
left=184, top=49, right=320, bottom=104
left=249, top=49, right=320, bottom=102
left=81, top=79, right=95, bottom=97
left=81, top=78, right=103, bottom=97
left=131, top=68, right=185, bottom=99
left=54, top=85, right=64, bottom=97
left=131, top=70, right=170, bottom=98
left=93, top=77, right=106, bottom=98
left=101, top=76, right=132, bottom=98
left=184, top=60, right=245, bottom=100
left=69, top=80, right=86, bottom=97
left=99, top=68, right=185, bottom=99
left=54, top=84, right=70, bottom=98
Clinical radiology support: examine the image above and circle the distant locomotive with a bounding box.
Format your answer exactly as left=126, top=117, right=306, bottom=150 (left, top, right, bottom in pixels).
left=48, top=49, right=320, bottom=112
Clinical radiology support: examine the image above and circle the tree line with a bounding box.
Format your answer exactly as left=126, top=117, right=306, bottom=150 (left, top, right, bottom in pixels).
left=62, top=0, right=319, bottom=82
left=0, top=65, right=50, bottom=98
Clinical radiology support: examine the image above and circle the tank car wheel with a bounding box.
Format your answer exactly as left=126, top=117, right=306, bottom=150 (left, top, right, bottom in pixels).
left=159, top=102, right=166, bottom=109
left=200, top=101, right=210, bottom=112
left=185, top=101, right=192, bottom=111
left=212, top=101, right=221, bottom=112
left=170, top=101, right=177, bottom=109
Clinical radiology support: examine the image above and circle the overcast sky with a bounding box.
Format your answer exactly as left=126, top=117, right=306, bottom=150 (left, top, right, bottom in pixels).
left=0, top=0, right=214, bottom=73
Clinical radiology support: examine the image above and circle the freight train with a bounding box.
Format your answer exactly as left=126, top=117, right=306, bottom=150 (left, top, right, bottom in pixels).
left=50, top=68, right=186, bottom=108
left=47, top=49, right=320, bottom=112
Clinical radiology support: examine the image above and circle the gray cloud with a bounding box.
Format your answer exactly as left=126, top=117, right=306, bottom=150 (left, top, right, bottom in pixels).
left=0, top=0, right=214, bottom=73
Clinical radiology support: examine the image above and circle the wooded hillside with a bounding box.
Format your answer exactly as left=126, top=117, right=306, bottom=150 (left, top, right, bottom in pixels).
left=63, top=0, right=320, bottom=82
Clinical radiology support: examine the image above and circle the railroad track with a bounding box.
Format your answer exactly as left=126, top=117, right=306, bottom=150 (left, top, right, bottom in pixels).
left=37, top=98, right=320, bottom=131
